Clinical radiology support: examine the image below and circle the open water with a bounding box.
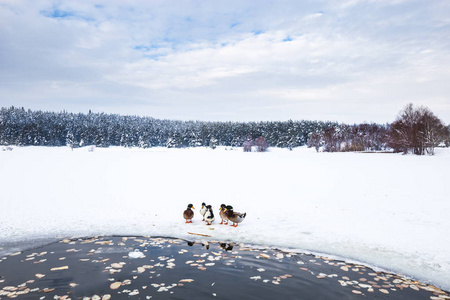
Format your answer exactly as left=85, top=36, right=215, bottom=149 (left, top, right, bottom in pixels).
left=0, top=236, right=448, bottom=299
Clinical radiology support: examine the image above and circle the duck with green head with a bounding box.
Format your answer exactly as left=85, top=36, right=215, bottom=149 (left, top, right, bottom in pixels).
left=225, top=205, right=246, bottom=227
left=183, top=204, right=195, bottom=223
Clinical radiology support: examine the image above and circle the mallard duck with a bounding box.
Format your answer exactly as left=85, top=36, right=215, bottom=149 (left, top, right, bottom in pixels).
left=225, top=205, right=246, bottom=227
left=219, top=204, right=228, bottom=225
left=204, top=205, right=215, bottom=225
left=183, top=204, right=195, bottom=223
left=200, top=202, right=207, bottom=221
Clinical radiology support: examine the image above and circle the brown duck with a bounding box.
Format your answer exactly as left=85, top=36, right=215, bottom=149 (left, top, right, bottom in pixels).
left=219, top=204, right=229, bottom=225
left=183, top=204, right=195, bottom=223
left=225, top=205, right=246, bottom=227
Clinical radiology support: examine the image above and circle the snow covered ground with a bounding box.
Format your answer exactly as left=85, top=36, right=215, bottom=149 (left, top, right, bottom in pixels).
left=0, top=146, right=449, bottom=291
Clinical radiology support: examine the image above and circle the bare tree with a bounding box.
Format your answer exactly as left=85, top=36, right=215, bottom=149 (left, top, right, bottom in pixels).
left=389, top=103, right=446, bottom=155
left=322, top=127, right=344, bottom=152
left=417, top=107, right=447, bottom=155
left=445, top=125, right=450, bottom=147
left=243, top=136, right=253, bottom=152
left=307, top=132, right=322, bottom=152
left=255, top=136, right=268, bottom=152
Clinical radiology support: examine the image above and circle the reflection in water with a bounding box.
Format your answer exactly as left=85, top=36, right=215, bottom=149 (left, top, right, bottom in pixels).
left=187, top=240, right=234, bottom=251
left=202, top=241, right=210, bottom=250
left=220, top=242, right=235, bottom=251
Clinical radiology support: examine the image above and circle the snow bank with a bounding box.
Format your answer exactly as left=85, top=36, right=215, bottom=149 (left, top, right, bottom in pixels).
left=0, top=146, right=449, bottom=290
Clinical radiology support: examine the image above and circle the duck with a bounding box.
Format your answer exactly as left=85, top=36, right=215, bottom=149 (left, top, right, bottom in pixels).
left=200, top=202, right=207, bottom=221
left=183, top=204, right=195, bottom=223
left=225, top=205, right=246, bottom=227
left=219, top=204, right=229, bottom=225
left=204, top=205, right=215, bottom=225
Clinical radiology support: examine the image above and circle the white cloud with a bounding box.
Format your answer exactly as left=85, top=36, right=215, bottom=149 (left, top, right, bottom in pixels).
left=0, top=0, right=449, bottom=123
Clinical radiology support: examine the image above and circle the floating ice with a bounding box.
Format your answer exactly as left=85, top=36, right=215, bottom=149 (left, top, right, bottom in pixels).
left=129, top=250, right=146, bottom=259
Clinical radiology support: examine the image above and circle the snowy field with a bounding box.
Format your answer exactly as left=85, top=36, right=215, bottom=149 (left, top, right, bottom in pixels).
left=0, top=146, right=449, bottom=291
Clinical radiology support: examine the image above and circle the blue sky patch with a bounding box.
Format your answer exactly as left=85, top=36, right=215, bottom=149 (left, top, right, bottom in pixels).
left=40, top=7, right=94, bottom=22
left=41, top=9, right=74, bottom=19
left=134, top=45, right=167, bottom=61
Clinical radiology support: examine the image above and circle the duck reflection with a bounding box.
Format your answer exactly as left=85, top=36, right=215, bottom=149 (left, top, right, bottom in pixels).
left=185, top=240, right=235, bottom=251
left=220, top=242, right=235, bottom=251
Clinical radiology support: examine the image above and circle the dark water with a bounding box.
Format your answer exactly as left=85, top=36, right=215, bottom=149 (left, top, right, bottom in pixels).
left=0, top=236, right=448, bottom=299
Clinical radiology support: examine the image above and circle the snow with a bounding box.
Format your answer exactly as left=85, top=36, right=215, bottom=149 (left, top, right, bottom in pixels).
left=128, top=250, right=146, bottom=259
left=0, top=146, right=449, bottom=290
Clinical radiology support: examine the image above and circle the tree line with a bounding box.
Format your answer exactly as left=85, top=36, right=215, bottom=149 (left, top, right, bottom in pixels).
left=1, top=104, right=448, bottom=154
left=307, top=104, right=449, bottom=154
left=0, top=106, right=336, bottom=149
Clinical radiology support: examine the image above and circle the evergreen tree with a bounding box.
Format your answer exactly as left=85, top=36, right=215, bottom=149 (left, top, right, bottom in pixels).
left=2, top=105, right=433, bottom=152
left=66, top=131, right=75, bottom=150
left=209, top=137, right=218, bottom=149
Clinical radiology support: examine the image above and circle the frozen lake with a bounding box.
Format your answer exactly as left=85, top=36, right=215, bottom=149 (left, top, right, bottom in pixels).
left=0, top=146, right=449, bottom=291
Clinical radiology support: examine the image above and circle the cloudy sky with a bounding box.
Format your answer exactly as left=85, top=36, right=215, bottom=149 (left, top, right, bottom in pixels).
left=1, top=0, right=449, bottom=123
